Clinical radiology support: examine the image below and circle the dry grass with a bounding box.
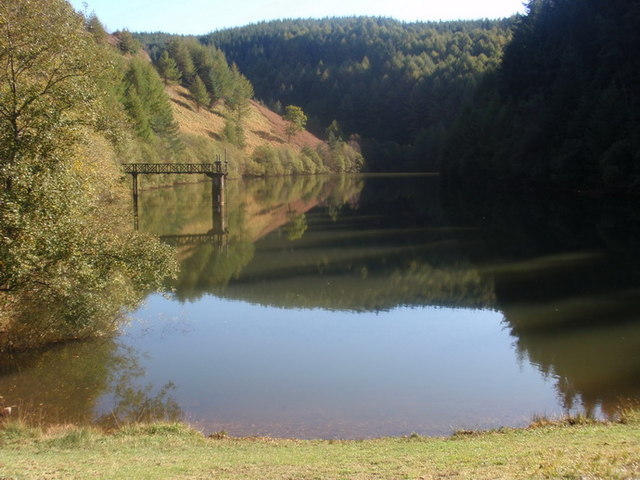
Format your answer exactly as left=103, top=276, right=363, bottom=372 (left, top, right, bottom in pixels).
left=166, top=85, right=323, bottom=155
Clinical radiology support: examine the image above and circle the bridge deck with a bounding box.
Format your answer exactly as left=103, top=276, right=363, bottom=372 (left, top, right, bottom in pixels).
left=122, top=163, right=227, bottom=175
left=159, top=232, right=228, bottom=247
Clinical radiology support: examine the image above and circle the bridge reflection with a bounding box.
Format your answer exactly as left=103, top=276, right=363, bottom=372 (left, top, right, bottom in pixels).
left=128, top=164, right=228, bottom=250
left=159, top=231, right=228, bottom=250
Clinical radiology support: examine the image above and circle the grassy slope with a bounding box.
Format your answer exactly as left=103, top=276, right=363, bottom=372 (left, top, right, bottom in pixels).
left=168, top=84, right=323, bottom=155
left=0, top=417, right=638, bottom=479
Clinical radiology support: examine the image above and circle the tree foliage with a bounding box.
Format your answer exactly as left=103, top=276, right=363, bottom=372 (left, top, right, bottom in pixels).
left=121, top=57, right=180, bottom=143
left=196, top=17, right=513, bottom=170
left=85, top=12, right=109, bottom=44
left=116, top=30, right=141, bottom=54
left=0, top=0, right=177, bottom=349
left=444, top=0, right=640, bottom=193
left=189, top=74, right=210, bottom=111
left=0, top=0, right=103, bottom=176
left=284, top=105, right=307, bottom=141
left=156, top=50, right=181, bottom=85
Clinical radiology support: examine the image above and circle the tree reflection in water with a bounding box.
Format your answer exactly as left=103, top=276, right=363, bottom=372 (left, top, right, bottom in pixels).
left=444, top=188, right=640, bottom=418
left=2, top=175, right=640, bottom=431
left=0, top=339, right=181, bottom=427
left=140, top=175, right=640, bottom=420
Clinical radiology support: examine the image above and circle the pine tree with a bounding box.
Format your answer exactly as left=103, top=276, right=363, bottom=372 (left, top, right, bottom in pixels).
left=168, top=39, right=196, bottom=86
left=117, top=30, right=140, bottom=54
left=122, top=58, right=180, bottom=142
left=157, top=51, right=181, bottom=85
left=190, top=75, right=210, bottom=112
left=123, top=88, right=152, bottom=139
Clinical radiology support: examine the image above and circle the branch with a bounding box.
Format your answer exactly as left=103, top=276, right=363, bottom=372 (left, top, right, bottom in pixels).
left=15, top=69, right=89, bottom=119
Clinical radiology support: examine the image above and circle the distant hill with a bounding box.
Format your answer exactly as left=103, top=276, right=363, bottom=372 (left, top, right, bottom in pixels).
left=136, top=5, right=640, bottom=191
left=136, top=17, right=514, bottom=172
left=202, top=17, right=514, bottom=170
left=443, top=0, right=640, bottom=193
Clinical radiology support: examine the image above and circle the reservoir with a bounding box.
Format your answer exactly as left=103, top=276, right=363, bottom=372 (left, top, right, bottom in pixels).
left=2, top=174, right=639, bottom=439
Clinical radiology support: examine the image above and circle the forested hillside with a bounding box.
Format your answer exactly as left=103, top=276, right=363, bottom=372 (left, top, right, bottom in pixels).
left=144, top=3, right=638, bottom=188
left=444, top=0, right=640, bottom=193
left=201, top=18, right=513, bottom=170
left=146, top=37, right=364, bottom=174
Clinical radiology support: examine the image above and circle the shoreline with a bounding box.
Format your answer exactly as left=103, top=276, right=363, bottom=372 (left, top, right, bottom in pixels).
left=1, top=412, right=638, bottom=479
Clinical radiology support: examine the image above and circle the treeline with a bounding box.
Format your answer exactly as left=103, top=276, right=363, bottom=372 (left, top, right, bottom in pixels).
left=444, top=0, right=640, bottom=193
left=198, top=17, right=514, bottom=170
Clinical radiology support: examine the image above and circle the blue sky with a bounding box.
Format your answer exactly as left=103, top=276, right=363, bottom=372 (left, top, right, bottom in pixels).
left=70, top=0, right=527, bottom=34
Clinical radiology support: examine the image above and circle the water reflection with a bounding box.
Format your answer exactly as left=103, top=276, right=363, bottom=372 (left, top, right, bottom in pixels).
left=142, top=175, right=494, bottom=310
left=139, top=175, right=365, bottom=301
left=0, top=339, right=182, bottom=427
left=139, top=175, right=640, bottom=427
left=444, top=188, right=640, bottom=417
left=1, top=175, right=639, bottom=436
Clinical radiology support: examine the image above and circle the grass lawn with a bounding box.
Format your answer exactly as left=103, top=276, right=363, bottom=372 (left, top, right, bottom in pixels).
left=0, top=414, right=638, bottom=479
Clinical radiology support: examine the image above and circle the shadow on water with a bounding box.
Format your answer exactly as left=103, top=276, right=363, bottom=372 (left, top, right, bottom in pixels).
left=443, top=187, right=640, bottom=416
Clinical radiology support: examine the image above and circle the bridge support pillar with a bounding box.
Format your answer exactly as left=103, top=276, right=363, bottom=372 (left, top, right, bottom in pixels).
left=132, top=173, right=139, bottom=231
left=211, top=174, right=227, bottom=234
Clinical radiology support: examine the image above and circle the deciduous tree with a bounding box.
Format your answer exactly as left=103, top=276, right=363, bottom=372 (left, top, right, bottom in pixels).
left=284, top=105, right=307, bottom=141
left=0, top=0, right=176, bottom=348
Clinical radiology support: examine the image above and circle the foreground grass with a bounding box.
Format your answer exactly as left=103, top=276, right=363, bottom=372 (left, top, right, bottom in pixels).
left=0, top=415, right=639, bottom=480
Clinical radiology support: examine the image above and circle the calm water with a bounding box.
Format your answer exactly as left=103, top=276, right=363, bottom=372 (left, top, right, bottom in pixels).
left=2, top=174, right=639, bottom=438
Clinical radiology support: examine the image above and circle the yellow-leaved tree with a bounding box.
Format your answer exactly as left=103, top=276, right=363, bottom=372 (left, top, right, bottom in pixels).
left=0, top=0, right=177, bottom=349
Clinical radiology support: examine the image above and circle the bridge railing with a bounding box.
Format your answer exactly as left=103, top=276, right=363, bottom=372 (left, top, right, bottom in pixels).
left=122, top=162, right=227, bottom=175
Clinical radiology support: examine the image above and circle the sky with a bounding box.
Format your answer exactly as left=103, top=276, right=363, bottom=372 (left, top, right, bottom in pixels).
left=69, top=0, right=527, bottom=35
